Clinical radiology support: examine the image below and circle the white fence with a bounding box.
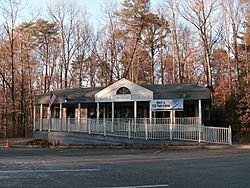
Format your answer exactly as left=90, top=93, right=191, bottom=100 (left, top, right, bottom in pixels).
left=34, top=118, right=232, bottom=145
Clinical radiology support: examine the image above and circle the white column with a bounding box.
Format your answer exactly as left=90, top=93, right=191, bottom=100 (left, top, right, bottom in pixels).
left=112, top=102, right=114, bottom=133
left=97, top=103, right=100, bottom=119
left=134, top=101, right=137, bottom=132
left=170, top=111, right=173, bottom=124
left=59, top=103, right=62, bottom=131
left=39, top=104, right=43, bottom=131
left=170, top=111, right=173, bottom=140
left=229, top=126, right=232, bottom=146
left=134, top=101, right=137, bottom=120
left=128, top=121, right=131, bottom=139
left=149, top=101, right=152, bottom=125
left=48, top=106, right=51, bottom=132
left=59, top=103, right=62, bottom=118
left=198, top=99, right=202, bottom=125
left=103, top=104, right=106, bottom=136
left=78, top=103, right=81, bottom=120
left=97, top=103, right=100, bottom=127
left=172, top=110, right=176, bottom=124
left=33, top=105, right=36, bottom=131
left=78, top=103, right=81, bottom=131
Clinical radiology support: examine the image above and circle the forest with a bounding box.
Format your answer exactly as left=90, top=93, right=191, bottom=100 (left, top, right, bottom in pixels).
left=0, top=0, right=249, bottom=139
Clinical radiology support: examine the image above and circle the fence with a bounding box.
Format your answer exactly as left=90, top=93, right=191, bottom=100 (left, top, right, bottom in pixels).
left=34, top=118, right=232, bottom=145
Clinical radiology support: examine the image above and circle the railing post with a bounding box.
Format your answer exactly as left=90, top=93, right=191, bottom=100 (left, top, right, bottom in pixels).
left=104, top=119, right=106, bottom=136
left=68, top=118, right=70, bottom=132
left=228, top=126, right=232, bottom=146
left=128, top=121, right=131, bottom=139
left=198, top=124, right=202, bottom=143
left=170, top=123, right=173, bottom=141
left=145, top=121, right=148, bottom=140
left=88, top=119, right=91, bottom=134
left=60, top=118, right=62, bottom=131
left=48, top=107, right=51, bottom=132
left=48, top=119, right=51, bottom=132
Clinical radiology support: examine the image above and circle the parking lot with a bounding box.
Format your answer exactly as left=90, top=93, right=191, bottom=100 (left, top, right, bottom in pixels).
left=0, top=147, right=250, bottom=188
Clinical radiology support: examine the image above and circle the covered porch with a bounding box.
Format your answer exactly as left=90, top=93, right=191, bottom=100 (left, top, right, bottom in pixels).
left=34, top=79, right=229, bottom=144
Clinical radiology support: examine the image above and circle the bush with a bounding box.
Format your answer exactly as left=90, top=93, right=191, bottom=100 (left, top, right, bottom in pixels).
left=27, top=139, right=51, bottom=147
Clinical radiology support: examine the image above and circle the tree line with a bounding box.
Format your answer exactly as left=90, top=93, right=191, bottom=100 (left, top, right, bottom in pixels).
left=0, top=0, right=249, bottom=138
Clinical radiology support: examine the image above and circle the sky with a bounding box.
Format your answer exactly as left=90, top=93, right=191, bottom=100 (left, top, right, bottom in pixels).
left=24, top=0, right=162, bottom=29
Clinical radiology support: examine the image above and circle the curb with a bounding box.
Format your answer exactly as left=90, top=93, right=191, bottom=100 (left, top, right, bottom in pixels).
left=232, top=145, right=250, bottom=150
left=2, top=144, right=233, bottom=150
left=2, top=143, right=250, bottom=150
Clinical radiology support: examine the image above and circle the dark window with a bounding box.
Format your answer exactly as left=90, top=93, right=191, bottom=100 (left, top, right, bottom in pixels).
left=116, top=87, right=131, bottom=94
left=185, top=104, right=196, bottom=117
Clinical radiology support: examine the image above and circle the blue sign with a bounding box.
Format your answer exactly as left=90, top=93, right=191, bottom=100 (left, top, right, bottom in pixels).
left=151, top=99, right=184, bottom=111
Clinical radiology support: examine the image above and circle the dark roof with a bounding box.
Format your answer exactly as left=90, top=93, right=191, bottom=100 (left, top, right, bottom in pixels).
left=142, top=83, right=211, bottom=100
left=34, top=83, right=210, bottom=105
left=35, top=87, right=104, bottom=104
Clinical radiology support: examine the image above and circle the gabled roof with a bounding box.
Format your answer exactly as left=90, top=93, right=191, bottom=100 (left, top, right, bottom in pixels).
left=34, top=80, right=210, bottom=105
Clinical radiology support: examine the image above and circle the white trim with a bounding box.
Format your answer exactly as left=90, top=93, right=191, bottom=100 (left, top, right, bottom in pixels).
left=95, top=79, right=153, bottom=103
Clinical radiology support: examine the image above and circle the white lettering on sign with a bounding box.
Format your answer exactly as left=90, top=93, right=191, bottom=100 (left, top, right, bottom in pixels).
left=151, top=99, right=184, bottom=111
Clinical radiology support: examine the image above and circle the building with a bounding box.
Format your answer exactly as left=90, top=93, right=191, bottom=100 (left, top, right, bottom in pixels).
left=34, top=78, right=211, bottom=131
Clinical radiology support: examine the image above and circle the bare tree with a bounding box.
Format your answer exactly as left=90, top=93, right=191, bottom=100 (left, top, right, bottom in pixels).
left=48, top=0, right=82, bottom=89
left=70, top=11, right=93, bottom=88
left=221, top=0, right=247, bottom=88
left=100, top=0, right=121, bottom=84
left=0, top=0, right=25, bottom=136
left=178, top=0, right=221, bottom=89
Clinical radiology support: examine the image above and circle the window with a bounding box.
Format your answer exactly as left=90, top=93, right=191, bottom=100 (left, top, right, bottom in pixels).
left=116, top=87, right=131, bottom=95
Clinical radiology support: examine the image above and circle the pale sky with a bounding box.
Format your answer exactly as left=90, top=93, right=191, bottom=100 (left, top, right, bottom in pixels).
left=24, top=0, right=162, bottom=28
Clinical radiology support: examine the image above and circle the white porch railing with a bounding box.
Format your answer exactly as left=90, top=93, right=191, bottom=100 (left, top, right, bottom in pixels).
left=35, top=118, right=232, bottom=145
left=104, top=117, right=199, bottom=125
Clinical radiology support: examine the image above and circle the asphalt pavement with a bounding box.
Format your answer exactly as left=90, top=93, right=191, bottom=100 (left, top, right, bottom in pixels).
left=0, top=147, right=250, bottom=188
